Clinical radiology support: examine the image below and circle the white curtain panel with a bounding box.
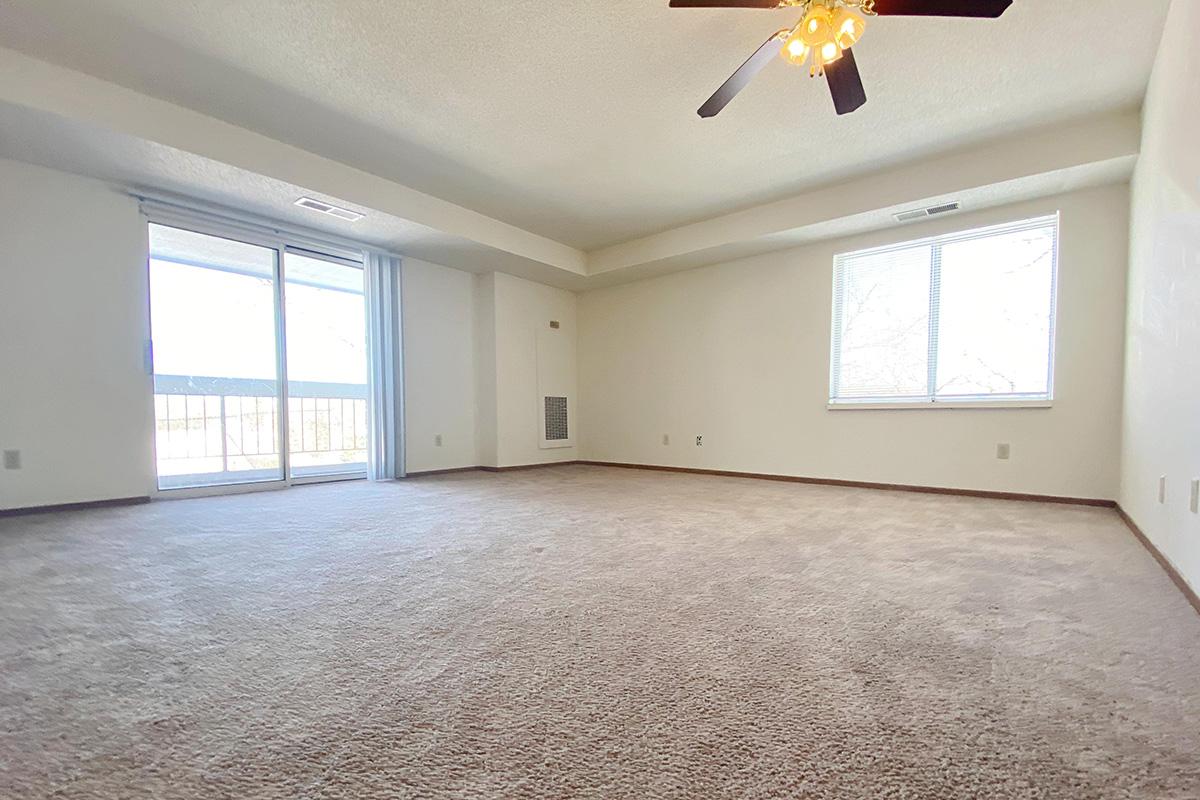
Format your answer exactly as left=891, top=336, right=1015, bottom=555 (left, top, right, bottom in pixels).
left=363, top=252, right=405, bottom=480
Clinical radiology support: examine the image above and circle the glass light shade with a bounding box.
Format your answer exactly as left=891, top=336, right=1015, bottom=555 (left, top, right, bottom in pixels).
left=832, top=7, right=866, bottom=50
left=810, top=39, right=843, bottom=77
left=820, top=40, right=843, bottom=63
left=799, top=5, right=834, bottom=47
left=782, top=30, right=811, bottom=65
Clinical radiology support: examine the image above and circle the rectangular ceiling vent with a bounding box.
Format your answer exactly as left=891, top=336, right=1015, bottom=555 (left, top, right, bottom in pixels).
left=294, top=197, right=365, bottom=222
left=894, top=201, right=960, bottom=223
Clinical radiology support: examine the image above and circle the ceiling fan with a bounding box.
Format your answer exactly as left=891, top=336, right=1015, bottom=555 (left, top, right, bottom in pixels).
left=671, top=0, right=1013, bottom=117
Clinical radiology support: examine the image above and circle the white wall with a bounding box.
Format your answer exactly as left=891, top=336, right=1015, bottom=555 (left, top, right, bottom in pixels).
left=0, top=159, right=582, bottom=500
left=580, top=185, right=1130, bottom=500
left=489, top=272, right=578, bottom=467
left=0, top=158, right=499, bottom=499
left=472, top=273, right=499, bottom=469
left=1120, top=0, right=1200, bottom=590
left=0, top=158, right=155, bottom=509
left=420, top=268, right=579, bottom=472
left=402, top=258, right=478, bottom=474
left=0, top=147, right=1140, bottom=507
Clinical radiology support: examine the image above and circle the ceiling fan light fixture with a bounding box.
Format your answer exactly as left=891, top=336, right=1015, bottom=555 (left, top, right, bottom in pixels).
left=676, top=0, right=1015, bottom=120
left=782, top=2, right=864, bottom=75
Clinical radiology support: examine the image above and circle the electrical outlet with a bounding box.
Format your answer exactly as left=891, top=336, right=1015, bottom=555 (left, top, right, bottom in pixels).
left=3, top=450, right=20, bottom=470
left=1158, top=476, right=1167, bottom=504
left=434, top=434, right=443, bottom=447
left=996, top=443, right=1011, bottom=460
left=1190, top=479, right=1199, bottom=515
left=662, top=434, right=670, bottom=446
left=696, top=435, right=703, bottom=447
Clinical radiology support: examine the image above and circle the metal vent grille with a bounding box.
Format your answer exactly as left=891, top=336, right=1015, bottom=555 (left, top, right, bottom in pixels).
left=544, top=396, right=568, bottom=441
left=893, top=201, right=960, bottom=223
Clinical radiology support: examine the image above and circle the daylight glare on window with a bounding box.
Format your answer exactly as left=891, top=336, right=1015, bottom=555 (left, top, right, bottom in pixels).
left=829, top=215, right=1058, bottom=406
left=147, top=224, right=369, bottom=488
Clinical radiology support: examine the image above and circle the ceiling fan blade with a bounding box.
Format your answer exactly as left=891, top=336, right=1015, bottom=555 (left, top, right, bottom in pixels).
left=698, top=32, right=787, bottom=118
left=669, top=0, right=785, bottom=8
left=825, top=48, right=866, bottom=115
left=870, top=0, right=1012, bottom=16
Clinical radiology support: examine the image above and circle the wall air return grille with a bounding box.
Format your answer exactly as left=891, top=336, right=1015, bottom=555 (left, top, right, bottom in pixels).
left=544, top=396, right=569, bottom=441
left=893, top=201, right=960, bottom=223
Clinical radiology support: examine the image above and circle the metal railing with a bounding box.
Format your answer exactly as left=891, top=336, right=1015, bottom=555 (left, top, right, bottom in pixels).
left=153, top=374, right=367, bottom=486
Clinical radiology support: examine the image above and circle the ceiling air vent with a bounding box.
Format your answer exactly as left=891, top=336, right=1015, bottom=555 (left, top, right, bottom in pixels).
left=894, top=201, right=960, bottom=223
left=294, top=197, right=365, bottom=222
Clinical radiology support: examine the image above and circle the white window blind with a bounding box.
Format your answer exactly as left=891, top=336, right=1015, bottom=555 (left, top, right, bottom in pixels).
left=829, top=214, right=1059, bottom=406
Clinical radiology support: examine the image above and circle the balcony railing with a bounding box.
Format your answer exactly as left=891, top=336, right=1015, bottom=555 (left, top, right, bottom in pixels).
left=153, top=374, right=368, bottom=488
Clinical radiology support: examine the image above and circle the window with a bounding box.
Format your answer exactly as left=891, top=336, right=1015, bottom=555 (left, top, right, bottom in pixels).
left=829, top=215, right=1058, bottom=407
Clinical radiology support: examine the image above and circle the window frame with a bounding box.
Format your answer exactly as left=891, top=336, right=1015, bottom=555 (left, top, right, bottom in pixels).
left=827, top=213, right=1060, bottom=411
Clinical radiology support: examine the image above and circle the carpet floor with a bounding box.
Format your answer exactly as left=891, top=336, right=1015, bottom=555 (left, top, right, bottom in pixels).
left=1, top=465, right=1198, bottom=799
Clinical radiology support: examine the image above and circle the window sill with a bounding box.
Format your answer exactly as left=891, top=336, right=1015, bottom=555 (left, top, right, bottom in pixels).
left=827, top=400, right=1053, bottom=411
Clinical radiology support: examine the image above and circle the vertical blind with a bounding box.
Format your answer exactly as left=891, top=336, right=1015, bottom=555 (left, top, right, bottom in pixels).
left=364, top=252, right=405, bottom=481
left=829, top=214, right=1059, bottom=405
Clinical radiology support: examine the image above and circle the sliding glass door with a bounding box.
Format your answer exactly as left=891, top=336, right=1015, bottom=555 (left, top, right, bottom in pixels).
left=149, top=225, right=284, bottom=489
left=147, top=225, right=368, bottom=491
left=283, top=251, right=368, bottom=478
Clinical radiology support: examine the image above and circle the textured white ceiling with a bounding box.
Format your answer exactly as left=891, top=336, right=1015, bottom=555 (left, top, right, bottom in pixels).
left=0, top=101, right=595, bottom=288
left=0, top=0, right=1169, bottom=250
left=0, top=99, right=1133, bottom=290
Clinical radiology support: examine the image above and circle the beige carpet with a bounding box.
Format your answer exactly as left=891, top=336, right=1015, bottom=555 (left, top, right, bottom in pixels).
left=1, top=465, right=1198, bottom=799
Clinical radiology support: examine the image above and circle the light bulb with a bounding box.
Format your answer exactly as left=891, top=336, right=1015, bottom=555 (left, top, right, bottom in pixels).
left=782, top=29, right=811, bottom=65
left=832, top=7, right=866, bottom=50
left=799, top=5, right=834, bottom=48
left=810, top=39, right=843, bottom=77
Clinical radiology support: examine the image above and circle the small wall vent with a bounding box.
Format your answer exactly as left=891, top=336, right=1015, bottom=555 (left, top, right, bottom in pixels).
left=894, top=201, right=960, bottom=223
left=544, top=396, right=569, bottom=441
